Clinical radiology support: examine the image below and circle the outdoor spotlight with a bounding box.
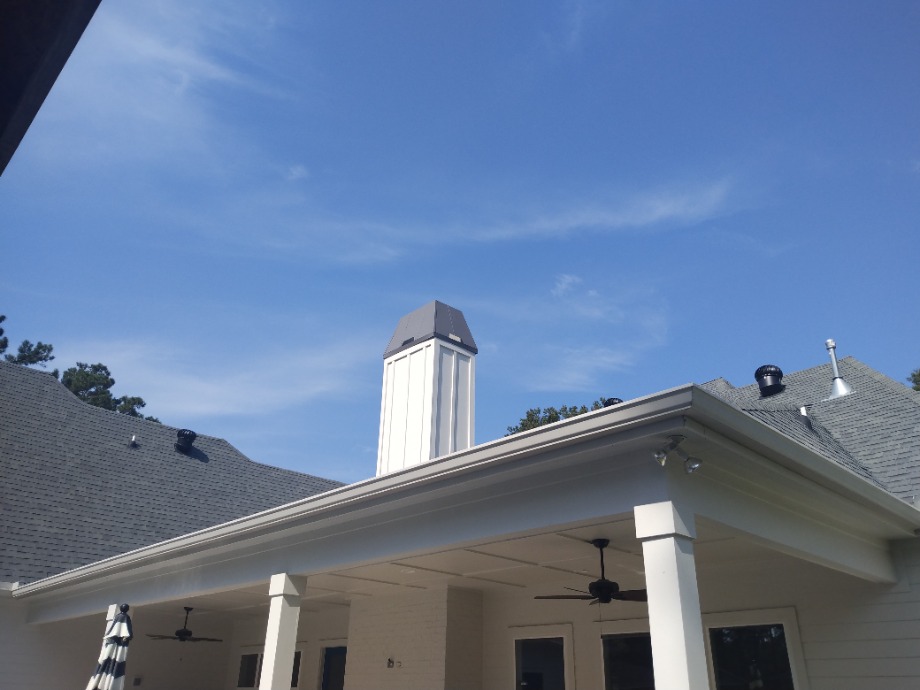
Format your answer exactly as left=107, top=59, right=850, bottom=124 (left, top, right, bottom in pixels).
left=684, top=456, right=702, bottom=474
left=652, top=435, right=685, bottom=467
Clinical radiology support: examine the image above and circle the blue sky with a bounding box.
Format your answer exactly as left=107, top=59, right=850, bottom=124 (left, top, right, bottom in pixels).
left=2, top=1, right=918, bottom=483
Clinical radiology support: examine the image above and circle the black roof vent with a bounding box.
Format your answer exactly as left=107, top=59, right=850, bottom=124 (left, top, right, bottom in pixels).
left=175, top=429, right=197, bottom=454
left=603, top=398, right=623, bottom=407
left=754, top=365, right=785, bottom=397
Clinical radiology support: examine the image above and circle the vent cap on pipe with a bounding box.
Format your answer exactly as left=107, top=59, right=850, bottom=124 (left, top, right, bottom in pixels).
left=824, top=339, right=853, bottom=400
left=175, top=429, right=197, bottom=454
left=754, top=364, right=785, bottom=397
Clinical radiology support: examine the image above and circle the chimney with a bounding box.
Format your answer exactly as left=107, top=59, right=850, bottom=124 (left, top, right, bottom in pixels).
left=377, top=301, right=477, bottom=476
left=824, top=338, right=853, bottom=400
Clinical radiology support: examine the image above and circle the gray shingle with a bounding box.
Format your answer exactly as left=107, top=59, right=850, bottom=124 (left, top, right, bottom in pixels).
left=0, top=362, right=344, bottom=584
left=702, top=358, right=920, bottom=501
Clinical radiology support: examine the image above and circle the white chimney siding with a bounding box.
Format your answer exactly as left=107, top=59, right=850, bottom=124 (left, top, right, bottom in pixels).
left=377, top=301, right=476, bottom=476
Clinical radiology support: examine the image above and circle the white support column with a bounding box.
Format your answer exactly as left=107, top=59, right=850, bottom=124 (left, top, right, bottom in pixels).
left=635, top=501, right=709, bottom=690
left=259, top=573, right=306, bottom=690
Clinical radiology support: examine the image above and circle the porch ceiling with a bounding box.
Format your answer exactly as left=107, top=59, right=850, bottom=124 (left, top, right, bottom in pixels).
left=134, top=518, right=777, bottom=621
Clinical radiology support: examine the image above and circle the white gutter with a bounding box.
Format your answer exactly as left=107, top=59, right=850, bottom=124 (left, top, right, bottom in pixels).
left=13, top=385, right=695, bottom=599
left=14, top=384, right=920, bottom=600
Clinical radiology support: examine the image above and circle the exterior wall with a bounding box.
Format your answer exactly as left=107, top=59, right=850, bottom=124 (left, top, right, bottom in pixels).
left=480, top=541, right=920, bottom=690
left=796, top=538, right=920, bottom=690
left=0, top=599, right=231, bottom=690
left=444, top=588, right=483, bottom=690
left=343, top=587, right=482, bottom=690
left=223, top=607, right=350, bottom=690
left=0, top=597, right=105, bottom=690
left=8, top=539, right=920, bottom=690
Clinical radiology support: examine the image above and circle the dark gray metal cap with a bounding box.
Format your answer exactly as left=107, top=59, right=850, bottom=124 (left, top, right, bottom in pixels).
left=384, top=301, right=478, bottom=358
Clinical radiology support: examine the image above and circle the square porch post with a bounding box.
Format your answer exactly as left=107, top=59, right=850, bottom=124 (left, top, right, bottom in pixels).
left=259, top=573, right=307, bottom=690
left=635, top=501, right=709, bottom=690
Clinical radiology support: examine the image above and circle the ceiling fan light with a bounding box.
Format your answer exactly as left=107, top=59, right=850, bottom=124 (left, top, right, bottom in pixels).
left=684, top=456, right=702, bottom=474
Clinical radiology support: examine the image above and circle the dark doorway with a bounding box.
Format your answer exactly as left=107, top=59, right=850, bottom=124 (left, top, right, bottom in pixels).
left=320, top=646, right=347, bottom=690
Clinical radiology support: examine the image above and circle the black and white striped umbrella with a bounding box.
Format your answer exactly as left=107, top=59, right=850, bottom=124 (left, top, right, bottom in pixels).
left=85, top=604, right=134, bottom=690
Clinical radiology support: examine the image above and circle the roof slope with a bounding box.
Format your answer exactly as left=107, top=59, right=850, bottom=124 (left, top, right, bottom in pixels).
left=0, top=362, right=344, bottom=584
left=703, top=357, right=920, bottom=501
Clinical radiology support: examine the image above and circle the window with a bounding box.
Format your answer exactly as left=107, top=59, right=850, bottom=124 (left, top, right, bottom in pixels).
left=602, top=633, right=654, bottom=690
left=598, top=608, right=806, bottom=690
left=511, top=624, right=574, bottom=690
left=709, top=624, right=793, bottom=690
left=516, top=638, right=565, bottom=690
left=237, top=654, right=261, bottom=688
left=236, top=650, right=302, bottom=688
left=704, top=609, right=807, bottom=690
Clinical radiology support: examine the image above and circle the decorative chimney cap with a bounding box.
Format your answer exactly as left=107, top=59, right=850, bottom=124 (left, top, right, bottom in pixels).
left=754, top=365, right=785, bottom=397
left=383, top=300, right=477, bottom=358
left=175, top=429, right=197, bottom=454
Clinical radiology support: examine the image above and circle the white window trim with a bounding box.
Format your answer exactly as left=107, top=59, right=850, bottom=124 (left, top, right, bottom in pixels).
left=509, top=623, right=575, bottom=690
left=702, top=607, right=810, bottom=690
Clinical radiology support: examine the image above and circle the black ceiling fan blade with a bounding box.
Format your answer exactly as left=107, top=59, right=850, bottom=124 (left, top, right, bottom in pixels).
left=534, top=594, right=596, bottom=600
left=612, top=589, right=648, bottom=602
left=186, top=636, right=224, bottom=642
left=146, top=634, right=179, bottom=640
left=563, top=586, right=590, bottom=594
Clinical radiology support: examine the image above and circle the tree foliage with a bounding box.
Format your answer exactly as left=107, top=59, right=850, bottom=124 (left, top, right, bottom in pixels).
left=1, top=315, right=56, bottom=370
left=61, top=362, right=160, bottom=422
left=910, top=368, right=920, bottom=392
left=2, top=314, right=159, bottom=422
left=506, top=397, right=613, bottom=435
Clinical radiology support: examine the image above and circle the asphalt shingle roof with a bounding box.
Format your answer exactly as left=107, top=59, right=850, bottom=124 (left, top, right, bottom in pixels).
left=702, top=357, right=920, bottom=502
left=0, top=362, right=344, bottom=584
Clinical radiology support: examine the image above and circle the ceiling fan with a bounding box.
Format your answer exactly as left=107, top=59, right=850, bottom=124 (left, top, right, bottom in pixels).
left=147, top=607, right=223, bottom=643
left=535, top=538, right=647, bottom=604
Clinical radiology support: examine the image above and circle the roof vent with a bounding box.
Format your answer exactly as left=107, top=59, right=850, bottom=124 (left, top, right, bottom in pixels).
left=175, top=429, right=197, bottom=454
left=824, top=339, right=853, bottom=400
left=603, top=397, right=623, bottom=407
left=754, top=365, right=784, bottom=396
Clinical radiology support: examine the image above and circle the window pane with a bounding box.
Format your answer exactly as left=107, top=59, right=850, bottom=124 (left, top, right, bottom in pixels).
left=709, top=624, right=794, bottom=690
left=602, top=633, right=655, bottom=690
left=291, top=650, right=301, bottom=688
left=237, top=654, right=260, bottom=688
left=515, top=637, right=566, bottom=690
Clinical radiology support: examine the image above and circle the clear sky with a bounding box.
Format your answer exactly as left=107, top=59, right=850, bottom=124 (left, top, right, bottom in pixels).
left=2, top=1, right=918, bottom=483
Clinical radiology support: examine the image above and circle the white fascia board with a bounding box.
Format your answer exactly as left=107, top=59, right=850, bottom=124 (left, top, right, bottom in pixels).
left=685, top=387, right=920, bottom=531
left=12, top=385, right=696, bottom=600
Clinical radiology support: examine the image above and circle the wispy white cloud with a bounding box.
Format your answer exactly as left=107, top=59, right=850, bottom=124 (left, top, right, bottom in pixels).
left=471, top=276, right=669, bottom=393
left=551, top=274, right=583, bottom=297
left=471, top=179, right=733, bottom=242
left=29, top=1, right=291, bottom=174
left=194, top=176, right=736, bottom=264
left=53, top=335, right=376, bottom=421
left=528, top=345, right=637, bottom=391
